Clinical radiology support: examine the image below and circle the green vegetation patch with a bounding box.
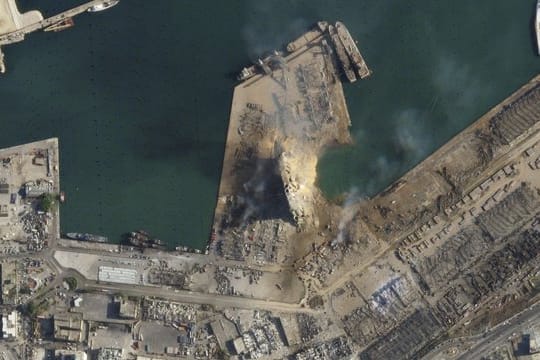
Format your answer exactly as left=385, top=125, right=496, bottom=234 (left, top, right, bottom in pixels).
left=39, top=193, right=58, bottom=212
left=63, top=277, right=78, bottom=291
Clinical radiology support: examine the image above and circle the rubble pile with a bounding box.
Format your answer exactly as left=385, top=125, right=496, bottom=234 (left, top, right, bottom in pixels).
left=142, top=299, right=196, bottom=324
left=359, top=309, right=443, bottom=360
left=342, top=275, right=419, bottom=347
left=21, top=210, right=48, bottom=251
left=294, top=336, right=353, bottom=360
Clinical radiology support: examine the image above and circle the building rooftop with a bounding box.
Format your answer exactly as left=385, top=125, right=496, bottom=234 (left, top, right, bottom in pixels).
left=2, top=310, right=18, bottom=338
left=118, top=299, right=138, bottom=319
left=54, top=312, right=83, bottom=343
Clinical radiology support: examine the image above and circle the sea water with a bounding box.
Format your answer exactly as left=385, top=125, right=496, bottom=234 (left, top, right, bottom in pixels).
left=0, top=0, right=538, bottom=248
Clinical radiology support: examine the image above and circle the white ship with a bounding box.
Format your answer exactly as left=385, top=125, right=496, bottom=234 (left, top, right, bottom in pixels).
left=537, top=0, right=540, bottom=55
left=0, top=47, right=5, bottom=74
left=88, top=0, right=120, bottom=13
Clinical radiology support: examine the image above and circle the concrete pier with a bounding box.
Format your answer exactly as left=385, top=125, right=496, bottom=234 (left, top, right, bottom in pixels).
left=0, top=0, right=43, bottom=39
left=210, top=22, right=356, bottom=265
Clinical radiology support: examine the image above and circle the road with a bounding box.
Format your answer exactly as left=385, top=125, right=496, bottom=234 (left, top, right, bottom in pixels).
left=423, top=300, right=540, bottom=360
left=42, top=261, right=313, bottom=314
left=82, top=279, right=314, bottom=314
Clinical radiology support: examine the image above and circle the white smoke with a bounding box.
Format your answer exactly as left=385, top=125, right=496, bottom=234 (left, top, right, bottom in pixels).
left=333, top=187, right=363, bottom=245
left=432, top=55, right=493, bottom=127
left=242, top=2, right=309, bottom=58
left=349, top=108, right=433, bottom=197
left=392, top=108, right=433, bottom=164
left=239, top=160, right=268, bottom=225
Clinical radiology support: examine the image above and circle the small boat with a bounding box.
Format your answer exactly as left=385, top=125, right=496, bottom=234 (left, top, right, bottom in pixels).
left=88, top=0, right=120, bottom=13
left=0, top=47, right=5, bottom=74
left=44, top=18, right=75, bottom=32
left=536, top=0, right=540, bottom=55
left=66, top=233, right=108, bottom=243
left=128, top=230, right=165, bottom=249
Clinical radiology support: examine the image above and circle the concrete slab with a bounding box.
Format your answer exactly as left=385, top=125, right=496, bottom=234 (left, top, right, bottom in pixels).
left=0, top=0, right=42, bottom=35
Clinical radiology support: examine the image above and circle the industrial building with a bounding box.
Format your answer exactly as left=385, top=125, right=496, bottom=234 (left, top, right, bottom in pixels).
left=98, top=266, right=138, bottom=285
left=24, top=180, right=53, bottom=197
left=2, top=310, right=19, bottom=338
left=118, top=299, right=139, bottom=319
left=54, top=312, right=84, bottom=343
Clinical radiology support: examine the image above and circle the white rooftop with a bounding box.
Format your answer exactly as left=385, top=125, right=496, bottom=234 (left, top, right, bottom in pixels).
left=2, top=310, right=18, bottom=338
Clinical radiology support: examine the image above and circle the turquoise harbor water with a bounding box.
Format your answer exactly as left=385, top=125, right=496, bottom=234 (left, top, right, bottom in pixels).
left=0, top=0, right=538, bottom=248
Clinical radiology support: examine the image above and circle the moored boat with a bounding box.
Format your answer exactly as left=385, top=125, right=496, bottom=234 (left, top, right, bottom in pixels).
left=328, top=24, right=357, bottom=83
left=335, top=21, right=372, bottom=79
left=0, top=47, right=5, bottom=74
left=65, top=232, right=108, bottom=243
left=44, top=18, right=75, bottom=32
left=127, top=230, right=165, bottom=249
left=88, top=0, right=120, bottom=13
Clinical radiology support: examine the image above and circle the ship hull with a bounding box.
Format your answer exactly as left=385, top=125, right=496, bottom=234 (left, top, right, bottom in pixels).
left=328, top=25, right=357, bottom=83
left=65, top=232, right=108, bottom=243
left=88, top=0, right=120, bottom=13
left=335, top=21, right=371, bottom=79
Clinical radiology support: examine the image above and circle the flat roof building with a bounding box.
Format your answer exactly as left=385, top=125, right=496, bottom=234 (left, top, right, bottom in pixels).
left=118, top=299, right=138, bottom=319
left=24, top=180, right=52, bottom=197
left=2, top=310, right=18, bottom=338
left=54, top=313, right=84, bottom=343
left=232, top=336, right=246, bottom=355
left=98, top=266, right=138, bottom=285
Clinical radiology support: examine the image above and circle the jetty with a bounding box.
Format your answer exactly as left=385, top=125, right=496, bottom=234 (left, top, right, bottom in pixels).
left=210, top=21, right=370, bottom=263
left=0, top=0, right=120, bottom=73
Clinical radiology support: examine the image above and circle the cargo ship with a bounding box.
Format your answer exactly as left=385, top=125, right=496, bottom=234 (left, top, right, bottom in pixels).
left=537, top=0, right=540, bottom=55
left=328, top=24, right=357, bottom=83
left=335, top=21, right=372, bottom=79
left=65, top=233, right=108, bottom=243
left=88, top=0, right=120, bottom=13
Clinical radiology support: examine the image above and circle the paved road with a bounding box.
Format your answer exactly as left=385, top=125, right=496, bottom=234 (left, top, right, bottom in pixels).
left=82, top=280, right=315, bottom=314
left=456, top=302, right=540, bottom=360
left=424, top=300, right=540, bottom=360
left=47, top=264, right=312, bottom=314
